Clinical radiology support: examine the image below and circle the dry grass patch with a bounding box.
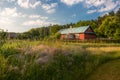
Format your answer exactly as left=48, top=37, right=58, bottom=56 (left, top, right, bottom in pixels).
left=87, top=47, right=120, bottom=54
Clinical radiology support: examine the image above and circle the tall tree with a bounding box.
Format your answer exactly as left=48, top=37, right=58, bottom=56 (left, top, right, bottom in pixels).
left=50, top=25, right=60, bottom=34
left=109, top=11, right=115, bottom=16
left=98, top=16, right=119, bottom=38
left=0, top=29, right=7, bottom=40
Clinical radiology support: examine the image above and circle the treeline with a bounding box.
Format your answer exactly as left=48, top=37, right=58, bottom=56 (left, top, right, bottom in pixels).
left=0, top=8, right=120, bottom=40
left=17, top=23, right=76, bottom=40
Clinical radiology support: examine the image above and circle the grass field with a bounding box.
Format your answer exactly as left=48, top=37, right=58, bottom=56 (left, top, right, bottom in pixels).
left=0, top=40, right=120, bottom=80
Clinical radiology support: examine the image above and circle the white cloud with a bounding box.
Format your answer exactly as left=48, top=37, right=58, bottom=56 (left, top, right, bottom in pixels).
left=30, top=1, right=41, bottom=9
left=60, top=0, right=119, bottom=13
left=0, top=1, right=2, bottom=4
left=17, top=0, right=29, bottom=8
left=0, top=17, right=13, bottom=25
left=7, top=0, right=15, bottom=3
left=87, top=9, right=97, bottom=14
left=0, top=7, right=18, bottom=17
left=29, top=15, right=48, bottom=20
left=22, top=19, right=57, bottom=26
left=0, top=7, right=28, bottom=32
left=85, top=0, right=120, bottom=13
left=84, top=0, right=105, bottom=8
left=0, top=8, right=16, bottom=31
left=42, top=3, right=57, bottom=10
left=93, top=0, right=105, bottom=7
left=98, top=0, right=119, bottom=12
left=0, top=8, right=1, bottom=12
left=42, top=3, right=57, bottom=14
left=29, top=15, right=40, bottom=18
left=0, top=7, right=26, bottom=18
left=72, top=14, right=76, bottom=17
left=17, top=0, right=41, bottom=9
left=20, top=13, right=27, bottom=18
left=46, top=9, right=55, bottom=14
left=61, top=0, right=83, bottom=6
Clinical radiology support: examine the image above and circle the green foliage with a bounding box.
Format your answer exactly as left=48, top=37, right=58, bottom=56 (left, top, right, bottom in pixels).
left=50, top=25, right=60, bottom=35
left=54, top=32, right=61, bottom=39
left=108, top=11, right=115, bottom=16
left=114, top=28, right=120, bottom=39
left=0, top=29, right=7, bottom=47
left=17, top=27, right=47, bottom=40
left=75, top=20, right=96, bottom=29
left=0, top=54, right=7, bottom=80
left=116, top=8, right=120, bottom=19
left=0, top=29, right=7, bottom=40
left=0, top=47, right=18, bottom=58
left=98, top=16, right=119, bottom=38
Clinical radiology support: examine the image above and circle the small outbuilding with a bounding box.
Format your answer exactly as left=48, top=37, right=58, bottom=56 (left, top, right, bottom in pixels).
left=59, top=26, right=96, bottom=40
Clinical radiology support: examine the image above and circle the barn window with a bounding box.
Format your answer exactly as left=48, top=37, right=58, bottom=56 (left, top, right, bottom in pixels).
left=68, top=34, right=75, bottom=39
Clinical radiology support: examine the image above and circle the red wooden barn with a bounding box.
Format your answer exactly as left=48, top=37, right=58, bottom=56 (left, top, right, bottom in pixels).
left=59, top=26, right=96, bottom=40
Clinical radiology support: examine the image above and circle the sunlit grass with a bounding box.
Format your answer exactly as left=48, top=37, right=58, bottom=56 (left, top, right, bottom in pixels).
left=0, top=40, right=120, bottom=80
left=87, top=47, right=120, bottom=53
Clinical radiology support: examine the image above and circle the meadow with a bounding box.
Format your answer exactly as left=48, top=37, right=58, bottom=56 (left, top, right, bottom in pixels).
left=0, top=40, right=120, bottom=80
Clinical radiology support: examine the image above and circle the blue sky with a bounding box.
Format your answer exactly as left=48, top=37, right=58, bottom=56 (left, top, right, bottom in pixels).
left=0, top=0, right=120, bottom=32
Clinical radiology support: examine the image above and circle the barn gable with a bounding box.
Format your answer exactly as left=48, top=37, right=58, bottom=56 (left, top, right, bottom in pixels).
left=84, top=27, right=95, bottom=34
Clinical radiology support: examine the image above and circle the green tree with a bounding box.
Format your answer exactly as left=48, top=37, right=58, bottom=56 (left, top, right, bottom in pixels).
left=98, top=16, right=119, bottom=38
left=50, top=25, right=60, bottom=34
left=0, top=29, right=7, bottom=47
left=75, top=20, right=96, bottom=29
left=114, top=28, right=120, bottom=39
left=0, top=29, right=7, bottom=40
left=29, top=28, right=40, bottom=40
left=54, top=32, right=61, bottom=39
left=116, top=8, right=120, bottom=18
left=108, top=11, right=115, bottom=16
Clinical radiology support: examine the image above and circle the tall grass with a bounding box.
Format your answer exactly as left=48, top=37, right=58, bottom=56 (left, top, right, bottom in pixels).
left=0, top=40, right=120, bottom=80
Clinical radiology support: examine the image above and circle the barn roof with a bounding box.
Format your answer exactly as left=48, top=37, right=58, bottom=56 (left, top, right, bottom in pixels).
left=59, top=26, right=91, bottom=34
